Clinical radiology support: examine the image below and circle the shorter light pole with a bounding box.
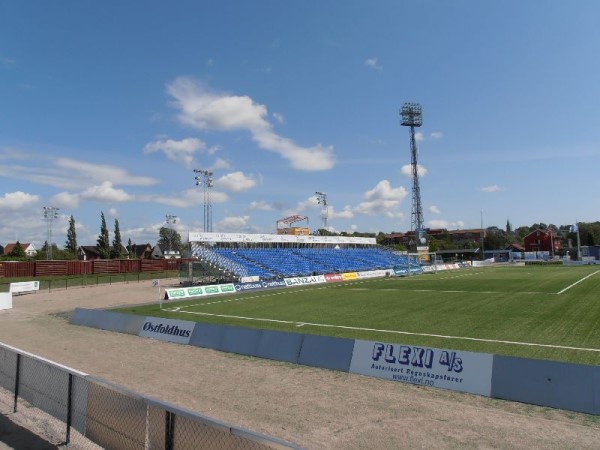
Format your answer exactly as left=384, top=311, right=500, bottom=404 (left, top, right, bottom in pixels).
left=43, top=206, right=60, bottom=260
left=315, top=191, right=328, bottom=231
left=165, top=214, right=177, bottom=255
left=194, top=169, right=214, bottom=232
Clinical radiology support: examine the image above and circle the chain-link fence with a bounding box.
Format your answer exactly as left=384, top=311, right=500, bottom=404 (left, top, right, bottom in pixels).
left=0, top=342, right=299, bottom=449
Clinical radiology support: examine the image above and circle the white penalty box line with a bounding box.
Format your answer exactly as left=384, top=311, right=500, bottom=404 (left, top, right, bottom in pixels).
left=166, top=309, right=600, bottom=354
left=556, top=269, right=600, bottom=295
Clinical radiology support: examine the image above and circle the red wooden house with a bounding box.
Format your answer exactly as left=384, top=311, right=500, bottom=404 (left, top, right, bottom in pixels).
left=523, top=229, right=561, bottom=253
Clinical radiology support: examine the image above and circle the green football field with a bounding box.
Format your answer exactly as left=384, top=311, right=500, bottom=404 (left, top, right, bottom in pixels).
left=116, top=265, right=600, bottom=365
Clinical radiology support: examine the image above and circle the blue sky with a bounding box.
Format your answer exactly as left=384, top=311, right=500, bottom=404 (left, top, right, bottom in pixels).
left=1, top=1, right=599, bottom=248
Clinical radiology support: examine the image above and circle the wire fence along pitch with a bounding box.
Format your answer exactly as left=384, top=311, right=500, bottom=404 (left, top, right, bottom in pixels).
left=0, top=342, right=298, bottom=449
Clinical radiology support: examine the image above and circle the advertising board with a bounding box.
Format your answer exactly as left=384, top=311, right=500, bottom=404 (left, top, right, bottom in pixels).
left=349, top=339, right=493, bottom=396
left=0, top=292, right=12, bottom=310
left=284, top=275, right=326, bottom=287
left=9, top=281, right=40, bottom=294
left=164, top=283, right=236, bottom=300
left=138, top=317, right=196, bottom=344
left=234, top=279, right=287, bottom=292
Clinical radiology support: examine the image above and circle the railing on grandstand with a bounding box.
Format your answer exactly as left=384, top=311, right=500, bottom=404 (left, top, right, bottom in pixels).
left=0, top=342, right=298, bottom=449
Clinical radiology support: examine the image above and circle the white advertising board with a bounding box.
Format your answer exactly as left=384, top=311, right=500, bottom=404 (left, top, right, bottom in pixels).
left=349, top=339, right=494, bottom=396
left=0, top=292, right=12, bottom=310
left=165, top=283, right=236, bottom=300
left=284, top=275, right=326, bottom=287
left=9, top=281, right=40, bottom=294
left=139, top=317, right=195, bottom=344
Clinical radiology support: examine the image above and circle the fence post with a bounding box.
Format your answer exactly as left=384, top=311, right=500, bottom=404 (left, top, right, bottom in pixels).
left=13, top=353, right=21, bottom=412
left=65, top=373, right=73, bottom=444
left=165, top=411, right=175, bottom=450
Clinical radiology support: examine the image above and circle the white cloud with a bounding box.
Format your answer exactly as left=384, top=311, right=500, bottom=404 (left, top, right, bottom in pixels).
left=215, top=171, right=256, bottom=193
left=415, top=131, right=443, bottom=142
left=143, top=137, right=206, bottom=167
left=108, top=208, right=118, bottom=218
left=54, top=158, right=158, bottom=187
left=167, top=77, right=335, bottom=171
left=428, top=205, right=441, bottom=215
left=400, top=164, right=428, bottom=177
left=150, top=188, right=228, bottom=208
left=247, top=200, right=275, bottom=211
left=212, top=157, right=231, bottom=169
left=293, top=195, right=320, bottom=213
left=81, top=181, right=134, bottom=202
left=216, top=215, right=256, bottom=232
left=427, top=219, right=465, bottom=229
left=330, top=205, right=354, bottom=219
left=272, top=112, right=285, bottom=124
left=480, top=185, right=502, bottom=193
left=51, top=192, right=80, bottom=209
left=365, top=57, right=382, bottom=70
left=0, top=191, right=39, bottom=210
left=354, top=180, right=408, bottom=217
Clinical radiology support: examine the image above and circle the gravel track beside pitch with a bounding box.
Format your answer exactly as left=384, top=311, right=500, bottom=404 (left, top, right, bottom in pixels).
left=1, top=281, right=599, bottom=449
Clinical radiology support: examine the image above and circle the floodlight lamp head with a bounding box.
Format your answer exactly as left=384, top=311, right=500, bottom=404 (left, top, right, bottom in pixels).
left=400, top=102, right=423, bottom=127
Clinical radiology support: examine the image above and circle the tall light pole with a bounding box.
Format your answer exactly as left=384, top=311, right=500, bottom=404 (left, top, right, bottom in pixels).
left=400, top=102, right=425, bottom=248
left=194, top=169, right=214, bottom=232
left=43, top=206, right=60, bottom=260
left=315, top=191, right=328, bottom=231
left=165, top=214, right=178, bottom=255
left=480, top=210, right=485, bottom=261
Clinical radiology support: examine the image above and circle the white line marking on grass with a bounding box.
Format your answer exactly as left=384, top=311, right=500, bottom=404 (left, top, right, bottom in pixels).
left=170, top=310, right=600, bottom=353
left=557, top=270, right=600, bottom=294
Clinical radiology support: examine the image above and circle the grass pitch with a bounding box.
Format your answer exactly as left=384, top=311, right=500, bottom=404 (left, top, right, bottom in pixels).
left=115, top=265, right=600, bottom=365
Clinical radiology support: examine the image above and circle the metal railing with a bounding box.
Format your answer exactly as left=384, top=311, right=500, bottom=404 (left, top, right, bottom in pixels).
left=0, top=342, right=298, bottom=449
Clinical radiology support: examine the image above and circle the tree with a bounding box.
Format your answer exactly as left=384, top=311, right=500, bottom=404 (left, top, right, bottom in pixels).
left=127, top=238, right=134, bottom=259
left=111, top=218, right=124, bottom=258
left=158, top=227, right=182, bottom=252
left=65, top=215, right=78, bottom=255
left=96, top=212, right=110, bottom=259
left=8, top=241, right=26, bottom=258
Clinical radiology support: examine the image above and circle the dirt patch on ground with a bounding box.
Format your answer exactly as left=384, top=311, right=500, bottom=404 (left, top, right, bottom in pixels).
left=1, top=280, right=599, bottom=449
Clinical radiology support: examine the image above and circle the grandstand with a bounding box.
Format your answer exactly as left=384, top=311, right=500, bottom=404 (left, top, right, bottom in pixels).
left=182, top=232, right=419, bottom=284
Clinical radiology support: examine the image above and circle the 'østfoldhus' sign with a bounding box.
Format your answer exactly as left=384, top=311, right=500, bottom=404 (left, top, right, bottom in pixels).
left=349, top=339, right=493, bottom=396
left=139, top=317, right=195, bottom=344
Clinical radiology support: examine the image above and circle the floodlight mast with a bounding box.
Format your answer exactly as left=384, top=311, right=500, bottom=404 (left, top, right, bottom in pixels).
left=193, top=169, right=214, bottom=232
left=400, top=103, right=425, bottom=243
left=165, top=214, right=177, bottom=253
left=315, top=191, right=328, bottom=230
left=42, top=206, right=60, bottom=260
